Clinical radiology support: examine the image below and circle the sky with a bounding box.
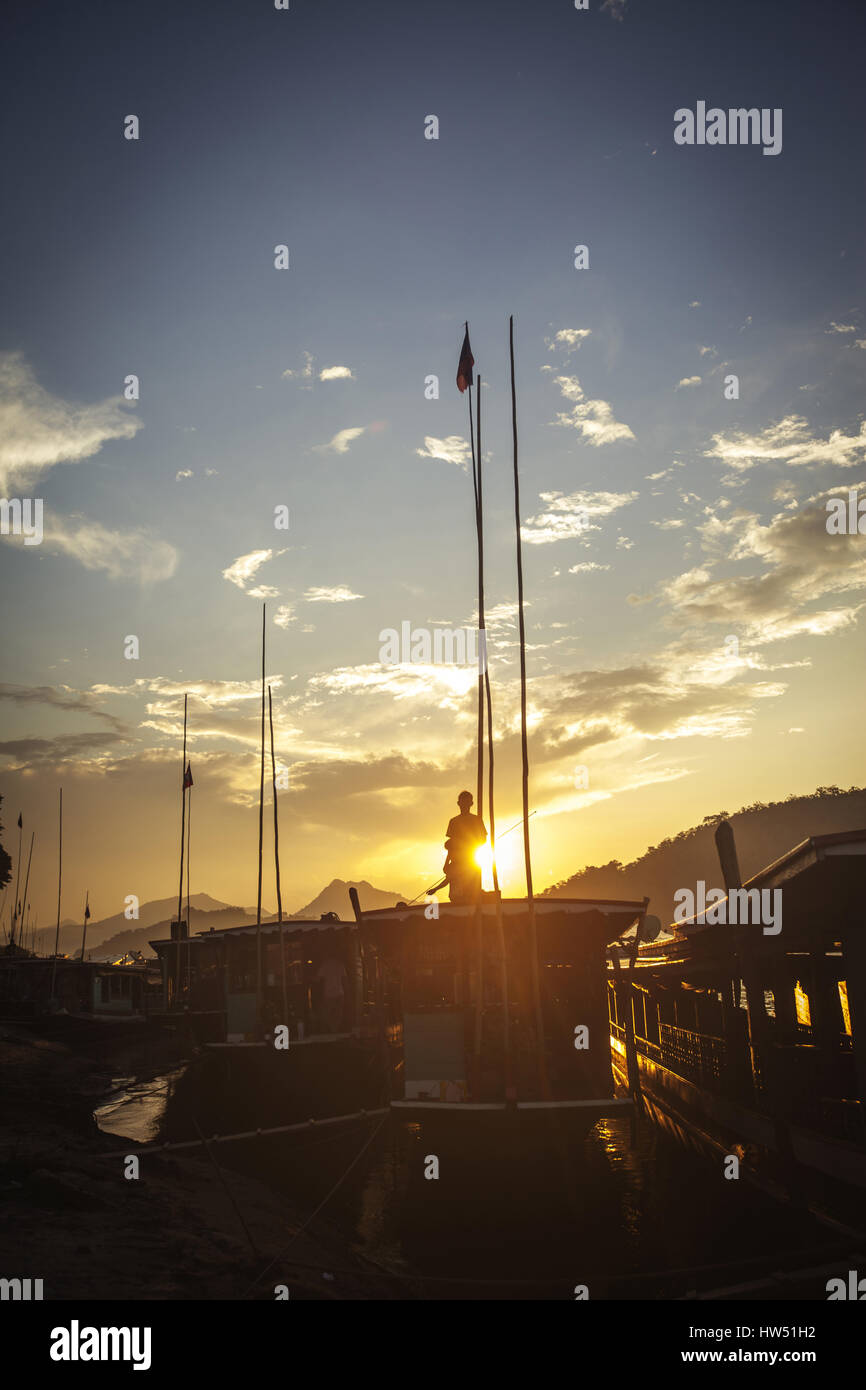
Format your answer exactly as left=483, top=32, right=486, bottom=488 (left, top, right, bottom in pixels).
left=2, top=0, right=865, bottom=927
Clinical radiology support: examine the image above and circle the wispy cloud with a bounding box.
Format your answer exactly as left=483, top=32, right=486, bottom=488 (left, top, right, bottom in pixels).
left=704, top=415, right=866, bottom=472
left=551, top=376, right=635, bottom=446
left=0, top=351, right=142, bottom=494
left=303, top=586, right=363, bottom=603
left=223, top=549, right=283, bottom=592
left=545, top=328, right=591, bottom=352
left=415, top=436, right=472, bottom=469
left=315, top=426, right=366, bottom=454
left=522, top=489, right=638, bottom=545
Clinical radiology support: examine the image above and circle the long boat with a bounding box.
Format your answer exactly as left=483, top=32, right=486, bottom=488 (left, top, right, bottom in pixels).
left=353, top=890, right=648, bottom=1138
left=608, top=823, right=866, bottom=1224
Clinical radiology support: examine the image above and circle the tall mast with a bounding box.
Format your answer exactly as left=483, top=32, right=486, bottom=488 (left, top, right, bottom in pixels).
left=468, top=361, right=484, bottom=817
left=509, top=314, right=548, bottom=1096
left=268, top=685, right=288, bottom=1029
left=256, top=604, right=266, bottom=1030
left=12, top=812, right=22, bottom=947
left=20, top=831, right=35, bottom=952
left=50, top=788, right=62, bottom=1000
left=176, top=692, right=188, bottom=1005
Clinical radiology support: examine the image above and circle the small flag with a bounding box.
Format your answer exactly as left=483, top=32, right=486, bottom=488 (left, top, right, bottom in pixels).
left=456, top=325, right=474, bottom=394
left=17, top=813, right=22, bottom=828
left=84, top=900, right=91, bottom=922
left=183, top=762, right=193, bottom=789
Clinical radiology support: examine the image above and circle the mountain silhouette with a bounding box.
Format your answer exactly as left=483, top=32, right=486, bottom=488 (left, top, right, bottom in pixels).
left=543, top=784, right=866, bottom=926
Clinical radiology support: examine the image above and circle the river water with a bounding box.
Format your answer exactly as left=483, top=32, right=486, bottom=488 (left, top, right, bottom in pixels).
left=94, top=1071, right=836, bottom=1298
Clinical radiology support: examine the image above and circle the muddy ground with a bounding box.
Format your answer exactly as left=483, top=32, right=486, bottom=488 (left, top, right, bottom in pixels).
left=0, top=1017, right=404, bottom=1300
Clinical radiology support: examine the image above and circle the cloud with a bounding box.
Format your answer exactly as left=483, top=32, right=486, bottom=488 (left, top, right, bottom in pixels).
left=303, top=586, right=363, bottom=603
left=698, top=346, right=717, bottom=357
left=273, top=605, right=296, bottom=628
left=826, top=322, right=856, bottom=334
left=0, top=351, right=142, bottom=494
left=40, top=516, right=178, bottom=584
left=315, top=426, right=366, bottom=454
left=654, top=492, right=866, bottom=647
left=0, top=683, right=128, bottom=733
left=0, top=731, right=127, bottom=770
left=703, top=416, right=866, bottom=473
left=282, top=351, right=315, bottom=382
left=652, top=518, right=687, bottom=530
left=676, top=376, right=702, bottom=389
left=601, top=0, right=627, bottom=18
left=521, top=489, right=638, bottom=545
left=415, top=435, right=472, bottom=470
left=569, top=562, right=611, bottom=573
left=318, top=366, right=354, bottom=381
left=222, top=549, right=284, bottom=592
left=550, top=376, right=635, bottom=446
left=175, top=469, right=193, bottom=481
left=689, top=301, right=701, bottom=308
left=546, top=329, right=591, bottom=352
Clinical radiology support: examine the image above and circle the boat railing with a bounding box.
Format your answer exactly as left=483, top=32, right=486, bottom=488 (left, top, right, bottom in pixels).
left=658, top=1022, right=726, bottom=1090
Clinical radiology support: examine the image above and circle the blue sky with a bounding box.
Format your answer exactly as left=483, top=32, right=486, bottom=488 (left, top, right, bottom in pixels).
left=2, top=0, right=865, bottom=922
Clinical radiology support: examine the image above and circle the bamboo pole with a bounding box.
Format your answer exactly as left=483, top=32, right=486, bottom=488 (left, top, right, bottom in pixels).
left=468, top=377, right=484, bottom=818
left=186, top=785, right=192, bottom=998
left=12, top=813, right=22, bottom=947
left=268, top=685, right=289, bottom=1030
left=176, top=693, right=188, bottom=1006
left=509, top=314, right=549, bottom=1098
left=20, top=831, right=34, bottom=951
left=50, top=796, right=61, bottom=995
left=256, top=604, right=266, bottom=1032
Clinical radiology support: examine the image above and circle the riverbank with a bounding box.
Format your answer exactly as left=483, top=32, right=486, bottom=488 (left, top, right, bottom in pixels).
left=0, top=1018, right=401, bottom=1300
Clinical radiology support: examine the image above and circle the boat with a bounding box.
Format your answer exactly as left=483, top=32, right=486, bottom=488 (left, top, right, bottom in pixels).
left=608, top=822, right=866, bottom=1224
left=353, top=890, right=647, bottom=1138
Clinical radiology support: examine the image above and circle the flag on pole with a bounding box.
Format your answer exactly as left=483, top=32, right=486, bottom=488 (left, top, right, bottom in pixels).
left=84, top=898, right=91, bottom=922
left=456, top=324, right=474, bottom=393
left=17, top=813, right=22, bottom=828
left=183, top=763, right=193, bottom=789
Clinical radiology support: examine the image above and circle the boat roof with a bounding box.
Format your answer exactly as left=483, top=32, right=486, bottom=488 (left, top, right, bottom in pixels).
left=642, top=827, right=866, bottom=959
left=361, top=895, right=647, bottom=922
left=149, top=918, right=347, bottom=951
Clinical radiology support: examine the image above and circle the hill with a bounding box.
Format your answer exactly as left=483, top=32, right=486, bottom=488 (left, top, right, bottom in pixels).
left=288, top=878, right=410, bottom=921
left=542, top=785, right=866, bottom=926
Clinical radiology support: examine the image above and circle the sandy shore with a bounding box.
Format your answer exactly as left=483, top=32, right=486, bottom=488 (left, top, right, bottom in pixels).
left=0, top=1017, right=402, bottom=1300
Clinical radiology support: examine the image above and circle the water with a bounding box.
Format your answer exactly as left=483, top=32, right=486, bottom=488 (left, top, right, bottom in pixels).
left=93, top=1070, right=186, bottom=1145
left=93, top=1068, right=839, bottom=1298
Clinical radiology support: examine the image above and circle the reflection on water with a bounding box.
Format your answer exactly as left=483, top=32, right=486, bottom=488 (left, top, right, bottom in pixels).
left=93, top=1070, right=186, bottom=1145
left=95, top=1071, right=834, bottom=1297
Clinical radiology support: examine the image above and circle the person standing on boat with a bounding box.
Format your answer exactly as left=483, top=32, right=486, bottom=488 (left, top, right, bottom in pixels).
left=443, top=790, right=487, bottom=903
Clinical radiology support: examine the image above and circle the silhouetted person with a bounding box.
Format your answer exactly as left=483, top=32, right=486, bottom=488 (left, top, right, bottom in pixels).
left=444, top=790, right=487, bottom=903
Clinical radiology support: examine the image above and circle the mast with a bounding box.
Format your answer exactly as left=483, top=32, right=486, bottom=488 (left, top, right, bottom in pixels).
left=256, top=604, right=266, bottom=1030
left=468, top=368, right=484, bottom=816
left=12, top=812, right=22, bottom=947
left=80, top=890, right=90, bottom=964
left=176, top=692, right=188, bottom=1006
left=268, top=685, right=289, bottom=1029
left=186, top=774, right=192, bottom=998
left=509, top=314, right=549, bottom=1097
left=20, top=832, right=35, bottom=953
left=50, top=789, right=62, bottom=1000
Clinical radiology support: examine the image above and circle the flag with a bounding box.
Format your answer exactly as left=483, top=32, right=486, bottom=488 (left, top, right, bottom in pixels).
left=456, top=325, right=474, bottom=393
left=84, top=900, right=91, bottom=922
left=183, top=762, right=193, bottom=789
left=17, top=813, right=22, bottom=828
